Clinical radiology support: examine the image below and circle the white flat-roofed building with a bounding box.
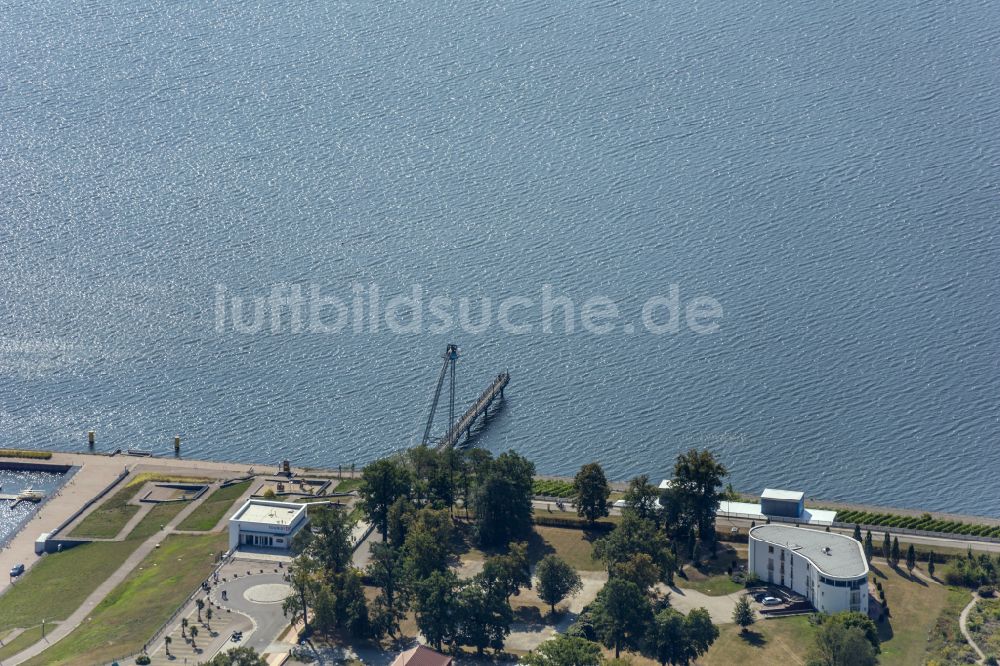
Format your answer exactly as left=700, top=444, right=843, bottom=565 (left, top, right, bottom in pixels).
left=760, top=488, right=805, bottom=517
left=229, top=499, right=309, bottom=551
left=749, top=524, right=868, bottom=614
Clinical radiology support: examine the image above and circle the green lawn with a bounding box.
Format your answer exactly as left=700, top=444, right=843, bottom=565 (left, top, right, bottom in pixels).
left=68, top=473, right=211, bottom=539
left=701, top=615, right=814, bottom=666
left=531, top=525, right=605, bottom=572
left=334, top=478, right=363, bottom=493
left=23, top=532, right=228, bottom=666
left=177, top=480, right=251, bottom=531
left=127, top=502, right=189, bottom=541
left=0, top=625, right=46, bottom=661
left=0, top=540, right=137, bottom=634
left=873, top=563, right=969, bottom=666
left=67, top=482, right=142, bottom=538
left=677, top=544, right=746, bottom=596
left=0, top=500, right=190, bottom=637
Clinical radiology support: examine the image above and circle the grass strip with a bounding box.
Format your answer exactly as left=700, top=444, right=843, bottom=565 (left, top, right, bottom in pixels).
left=177, top=480, right=251, bottom=531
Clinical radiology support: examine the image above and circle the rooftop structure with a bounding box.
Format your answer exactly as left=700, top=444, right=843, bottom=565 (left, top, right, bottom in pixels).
left=229, top=498, right=309, bottom=551
left=391, top=644, right=453, bottom=666
left=233, top=501, right=303, bottom=525
left=748, top=524, right=869, bottom=614
left=750, top=524, right=868, bottom=579
left=761, top=488, right=804, bottom=502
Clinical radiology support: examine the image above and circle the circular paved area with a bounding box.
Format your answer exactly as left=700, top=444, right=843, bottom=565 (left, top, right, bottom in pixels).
left=218, top=571, right=294, bottom=653
left=244, top=582, right=292, bottom=603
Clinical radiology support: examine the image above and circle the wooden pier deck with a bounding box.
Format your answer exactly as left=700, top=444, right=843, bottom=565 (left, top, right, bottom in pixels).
left=436, top=371, right=509, bottom=450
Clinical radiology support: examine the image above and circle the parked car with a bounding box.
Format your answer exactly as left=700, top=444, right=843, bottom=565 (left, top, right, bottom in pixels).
left=9, top=563, right=24, bottom=577
left=761, top=596, right=782, bottom=606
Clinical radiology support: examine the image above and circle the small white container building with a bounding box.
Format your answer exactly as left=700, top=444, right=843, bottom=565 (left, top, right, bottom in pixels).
left=759, top=488, right=805, bottom=518
left=229, top=499, right=309, bottom=551
left=749, top=524, right=869, bottom=614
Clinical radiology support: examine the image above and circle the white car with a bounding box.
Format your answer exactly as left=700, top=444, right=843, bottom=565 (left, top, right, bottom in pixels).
left=761, top=596, right=782, bottom=606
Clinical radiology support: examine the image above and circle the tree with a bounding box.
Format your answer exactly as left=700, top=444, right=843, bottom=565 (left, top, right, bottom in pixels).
left=821, top=611, right=880, bottom=653
left=286, top=553, right=316, bottom=629
left=574, top=462, right=611, bottom=525
left=890, top=536, right=901, bottom=567
left=864, top=530, right=874, bottom=563
left=479, top=542, right=532, bottom=602
left=308, top=505, right=357, bottom=574
left=413, top=570, right=461, bottom=651
left=181, top=617, right=188, bottom=638
left=535, top=555, right=583, bottom=615
left=686, top=607, right=719, bottom=658
left=613, top=553, right=660, bottom=592
left=622, top=474, right=661, bottom=525
left=164, top=635, right=172, bottom=657
left=403, top=507, right=455, bottom=581
left=367, top=542, right=408, bottom=636
left=386, top=495, right=417, bottom=548
left=206, top=606, right=213, bottom=629
left=359, top=458, right=412, bottom=540
left=336, top=570, right=372, bottom=638
left=906, top=543, right=916, bottom=573
left=522, top=634, right=603, bottom=666
left=594, top=513, right=676, bottom=585
left=882, top=532, right=891, bottom=565
left=189, top=625, right=199, bottom=649
left=196, top=598, right=205, bottom=623
left=200, top=646, right=268, bottom=666
left=732, top=595, right=755, bottom=633
left=852, top=524, right=862, bottom=542
left=928, top=551, right=936, bottom=578
left=591, top=578, right=653, bottom=658
left=642, top=608, right=718, bottom=666
left=368, top=542, right=405, bottom=611
left=472, top=450, right=535, bottom=548
left=671, top=449, right=728, bottom=544
left=644, top=609, right=688, bottom=666
left=808, top=621, right=877, bottom=666
left=456, top=582, right=513, bottom=655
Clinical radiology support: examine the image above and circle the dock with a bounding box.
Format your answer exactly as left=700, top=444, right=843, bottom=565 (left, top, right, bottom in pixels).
left=436, top=371, right=509, bottom=450
left=0, top=488, right=46, bottom=508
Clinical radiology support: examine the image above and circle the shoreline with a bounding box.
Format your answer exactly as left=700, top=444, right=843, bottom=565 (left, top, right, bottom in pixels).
left=8, top=449, right=997, bottom=525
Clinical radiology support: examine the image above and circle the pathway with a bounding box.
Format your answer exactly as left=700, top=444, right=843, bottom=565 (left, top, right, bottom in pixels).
left=6, top=491, right=211, bottom=665
left=959, top=593, right=985, bottom=665
left=659, top=584, right=743, bottom=624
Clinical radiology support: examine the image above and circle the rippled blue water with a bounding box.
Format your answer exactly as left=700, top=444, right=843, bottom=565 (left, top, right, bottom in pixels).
left=0, top=469, right=67, bottom=544
left=1, top=0, right=997, bottom=514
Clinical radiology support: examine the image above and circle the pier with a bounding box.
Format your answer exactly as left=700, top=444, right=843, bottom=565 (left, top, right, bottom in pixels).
left=0, top=488, right=46, bottom=508
left=437, top=371, right=509, bottom=450
left=421, top=344, right=509, bottom=451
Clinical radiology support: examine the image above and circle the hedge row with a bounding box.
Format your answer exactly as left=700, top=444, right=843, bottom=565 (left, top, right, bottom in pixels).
left=0, top=449, right=53, bottom=460
left=838, top=509, right=1000, bottom=539
left=533, top=478, right=576, bottom=498
left=532, top=513, right=616, bottom=532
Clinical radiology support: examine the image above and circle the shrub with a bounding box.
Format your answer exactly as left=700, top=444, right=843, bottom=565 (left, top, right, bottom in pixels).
left=533, top=514, right=615, bottom=532
left=978, top=585, right=996, bottom=598
left=0, top=449, right=53, bottom=460
left=135, top=656, right=151, bottom=665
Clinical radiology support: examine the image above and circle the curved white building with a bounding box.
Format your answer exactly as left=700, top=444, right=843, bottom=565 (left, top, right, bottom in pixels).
left=748, top=524, right=868, bottom=614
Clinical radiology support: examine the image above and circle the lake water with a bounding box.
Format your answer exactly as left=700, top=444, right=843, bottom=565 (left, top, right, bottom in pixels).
left=1, top=1, right=997, bottom=514
left=0, top=468, right=69, bottom=545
